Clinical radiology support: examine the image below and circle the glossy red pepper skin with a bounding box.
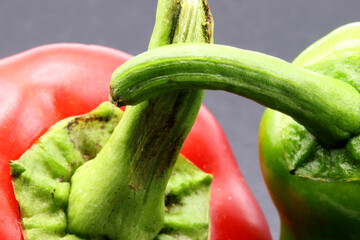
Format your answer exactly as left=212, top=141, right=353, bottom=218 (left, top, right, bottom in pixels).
left=0, top=43, right=271, bottom=240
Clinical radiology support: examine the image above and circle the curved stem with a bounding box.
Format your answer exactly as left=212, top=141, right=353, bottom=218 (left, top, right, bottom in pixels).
left=110, top=43, right=360, bottom=146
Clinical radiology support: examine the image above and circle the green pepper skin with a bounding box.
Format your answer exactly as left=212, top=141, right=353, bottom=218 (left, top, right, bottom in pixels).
left=259, top=23, right=360, bottom=240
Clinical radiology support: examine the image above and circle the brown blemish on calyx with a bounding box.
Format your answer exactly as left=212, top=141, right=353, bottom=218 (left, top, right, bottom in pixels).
left=65, top=106, right=120, bottom=162
left=129, top=184, right=138, bottom=190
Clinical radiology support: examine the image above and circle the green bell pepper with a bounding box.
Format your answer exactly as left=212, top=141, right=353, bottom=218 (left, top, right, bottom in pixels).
left=259, top=22, right=360, bottom=240
left=109, top=22, right=360, bottom=239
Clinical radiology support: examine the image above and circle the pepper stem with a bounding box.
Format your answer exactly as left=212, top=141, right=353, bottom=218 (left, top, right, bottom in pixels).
left=67, top=1, right=213, bottom=240
left=110, top=43, right=360, bottom=147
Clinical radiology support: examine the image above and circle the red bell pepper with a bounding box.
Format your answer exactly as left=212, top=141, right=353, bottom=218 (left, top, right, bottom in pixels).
left=0, top=43, right=270, bottom=240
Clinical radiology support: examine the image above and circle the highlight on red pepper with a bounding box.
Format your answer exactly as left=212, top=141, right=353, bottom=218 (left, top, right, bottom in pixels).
left=0, top=0, right=271, bottom=239
left=110, top=23, right=360, bottom=239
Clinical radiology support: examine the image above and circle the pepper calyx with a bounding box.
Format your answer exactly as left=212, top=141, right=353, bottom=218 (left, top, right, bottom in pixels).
left=11, top=102, right=212, bottom=240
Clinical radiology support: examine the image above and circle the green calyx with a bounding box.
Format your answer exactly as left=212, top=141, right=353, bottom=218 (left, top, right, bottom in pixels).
left=11, top=102, right=212, bottom=240
left=280, top=22, right=360, bottom=181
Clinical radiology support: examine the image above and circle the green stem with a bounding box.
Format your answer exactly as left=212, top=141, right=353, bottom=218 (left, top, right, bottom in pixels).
left=110, top=43, right=360, bottom=147
left=67, top=1, right=213, bottom=240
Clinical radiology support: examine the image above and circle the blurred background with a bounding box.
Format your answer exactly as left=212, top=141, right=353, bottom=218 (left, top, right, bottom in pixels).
left=1, top=1, right=360, bottom=239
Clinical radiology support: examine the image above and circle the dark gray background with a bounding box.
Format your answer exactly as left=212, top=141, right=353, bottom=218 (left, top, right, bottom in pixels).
left=1, top=1, right=359, bottom=239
